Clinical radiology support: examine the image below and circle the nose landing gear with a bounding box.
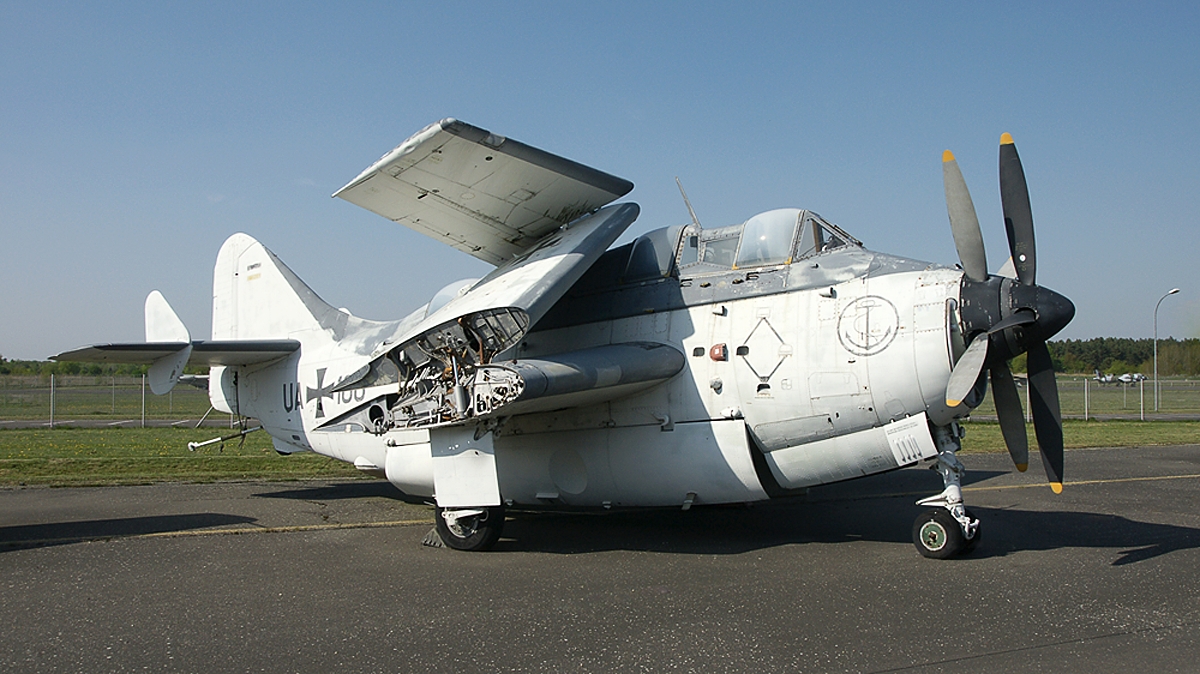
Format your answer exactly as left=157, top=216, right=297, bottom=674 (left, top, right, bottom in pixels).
left=913, top=424, right=980, bottom=559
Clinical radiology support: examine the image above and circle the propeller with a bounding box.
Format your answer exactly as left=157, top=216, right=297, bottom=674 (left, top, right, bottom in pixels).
left=941, top=135, right=1074, bottom=492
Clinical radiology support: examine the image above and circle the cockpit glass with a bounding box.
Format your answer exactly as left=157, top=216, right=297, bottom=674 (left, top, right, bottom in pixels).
left=796, top=214, right=851, bottom=260
left=678, top=210, right=857, bottom=273
left=702, top=237, right=739, bottom=267
left=735, top=209, right=799, bottom=268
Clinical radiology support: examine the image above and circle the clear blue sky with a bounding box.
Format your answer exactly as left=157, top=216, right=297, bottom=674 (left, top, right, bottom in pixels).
left=2, top=1, right=1197, bottom=360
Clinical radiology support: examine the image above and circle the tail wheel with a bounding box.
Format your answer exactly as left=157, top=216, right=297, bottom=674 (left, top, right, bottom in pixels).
left=912, top=509, right=965, bottom=559
left=434, top=505, right=505, bottom=551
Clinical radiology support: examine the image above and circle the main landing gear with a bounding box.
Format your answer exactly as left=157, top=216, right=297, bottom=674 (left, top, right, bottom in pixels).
left=912, top=424, right=980, bottom=559
left=433, top=505, right=506, bottom=551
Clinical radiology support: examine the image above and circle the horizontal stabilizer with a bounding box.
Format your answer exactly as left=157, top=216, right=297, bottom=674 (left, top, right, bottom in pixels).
left=52, top=340, right=300, bottom=367
left=334, top=118, right=634, bottom=265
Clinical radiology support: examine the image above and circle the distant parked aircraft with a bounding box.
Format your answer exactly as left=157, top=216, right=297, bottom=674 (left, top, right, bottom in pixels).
left=1093, top=369, right=1146, bottom=386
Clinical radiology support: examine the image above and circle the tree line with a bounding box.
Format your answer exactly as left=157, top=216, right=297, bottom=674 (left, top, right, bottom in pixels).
left=0, top=357, right=205, bottom=377
left=1004, top=338, right=1199, bottom=376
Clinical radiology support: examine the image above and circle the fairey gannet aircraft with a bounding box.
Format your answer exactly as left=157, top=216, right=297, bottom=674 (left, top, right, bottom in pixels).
left=55, top=120, right=1074, bottom=558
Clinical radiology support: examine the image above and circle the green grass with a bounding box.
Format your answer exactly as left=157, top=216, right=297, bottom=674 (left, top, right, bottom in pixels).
left=0, top=376, right=213, bottom=420
left=2, top=421, right=1198, bottom=488
left=0, top=427, right=365, bottom=486
left=970, top=376, right=1200, bottom=417
left=958, top=419, right=1200, bottom=454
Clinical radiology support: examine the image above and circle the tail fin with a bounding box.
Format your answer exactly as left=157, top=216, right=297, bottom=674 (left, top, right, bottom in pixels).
left=145, top=290, right=191, bottom=394
left=212, top=233, right=346, bottom=343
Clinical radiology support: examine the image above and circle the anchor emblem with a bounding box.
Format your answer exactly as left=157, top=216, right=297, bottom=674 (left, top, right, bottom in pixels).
left=837, top=296, right=899, bottom=356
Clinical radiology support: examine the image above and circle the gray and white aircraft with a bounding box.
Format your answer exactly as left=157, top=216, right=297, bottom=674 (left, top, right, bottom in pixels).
left=1094, top=369, right=1146, bottom=386
left=54, top=121, right=1074, bottom=558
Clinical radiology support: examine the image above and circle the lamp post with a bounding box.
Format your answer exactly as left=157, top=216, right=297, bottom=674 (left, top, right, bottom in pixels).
left=1154, top=288, right=1181, bottom=411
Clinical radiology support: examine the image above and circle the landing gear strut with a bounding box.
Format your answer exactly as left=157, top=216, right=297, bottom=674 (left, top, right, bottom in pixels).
left=913, top=423, right=980, bottom=559
left=433, top=505, right=506, bottom=551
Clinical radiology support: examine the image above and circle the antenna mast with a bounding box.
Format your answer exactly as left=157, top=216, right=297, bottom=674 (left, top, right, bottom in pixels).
left=675, top=177, right=702, bottom=229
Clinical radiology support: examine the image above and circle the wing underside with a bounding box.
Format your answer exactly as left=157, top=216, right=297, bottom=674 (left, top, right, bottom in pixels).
left=333, top=118, right=634, bottom=265
left=53, top=340, right=299, bottom=366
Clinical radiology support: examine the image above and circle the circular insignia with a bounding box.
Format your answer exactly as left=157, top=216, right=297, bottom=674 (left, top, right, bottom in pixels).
left=837, top=296, right=899, bottom=356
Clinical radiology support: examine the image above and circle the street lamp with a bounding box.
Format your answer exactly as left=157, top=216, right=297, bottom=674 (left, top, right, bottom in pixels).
left=1154, top=287, right=1181, bottom=411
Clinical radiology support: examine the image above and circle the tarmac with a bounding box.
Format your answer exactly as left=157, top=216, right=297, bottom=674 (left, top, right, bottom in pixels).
left=3, top=445, right=1200, bottom=672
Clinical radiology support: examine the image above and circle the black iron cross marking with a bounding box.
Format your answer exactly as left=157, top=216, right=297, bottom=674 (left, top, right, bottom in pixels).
left=306, top=368, right=334, bottom=418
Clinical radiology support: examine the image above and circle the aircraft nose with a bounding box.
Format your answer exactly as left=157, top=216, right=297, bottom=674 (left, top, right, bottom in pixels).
left=1031, top=285, right=1074, bottom=341
left=1004, top=280, right=1074, bottom=344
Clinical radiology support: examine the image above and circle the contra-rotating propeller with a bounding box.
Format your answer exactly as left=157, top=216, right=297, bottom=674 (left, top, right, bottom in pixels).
left=942, top=134, right=1074, bottom=493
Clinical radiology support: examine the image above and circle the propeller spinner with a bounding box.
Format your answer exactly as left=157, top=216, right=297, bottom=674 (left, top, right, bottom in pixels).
left=942, top=135, right=1074, bottom=493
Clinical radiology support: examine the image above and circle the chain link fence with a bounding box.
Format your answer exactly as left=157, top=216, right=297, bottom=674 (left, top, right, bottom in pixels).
left=961, top=376, right=1200, bottom=420
left=0, top=375, right=240, bottom=427
left=4, top=374, right=1199, bottom=427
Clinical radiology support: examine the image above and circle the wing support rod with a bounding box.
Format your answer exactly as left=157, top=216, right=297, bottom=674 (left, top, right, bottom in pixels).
left=187, top=425, right=262, bottom=452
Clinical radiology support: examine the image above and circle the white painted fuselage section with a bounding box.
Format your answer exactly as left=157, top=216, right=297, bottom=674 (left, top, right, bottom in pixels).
left=235, top=265, right=958, bottom=509
left=222, top=225, right=964, bottom=510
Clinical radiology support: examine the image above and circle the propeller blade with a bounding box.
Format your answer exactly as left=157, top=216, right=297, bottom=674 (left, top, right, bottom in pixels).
left=999, top=133, right=1036, bottom=286
left=989, top=363, right=1029, bottom=471
left=946, top=335, right=989, bottom=407
left=943, top=150, right=989, bottom=282
left=986, top=308, right=1037, bottom=335
left=1027, top=340, right=1064, bottom=493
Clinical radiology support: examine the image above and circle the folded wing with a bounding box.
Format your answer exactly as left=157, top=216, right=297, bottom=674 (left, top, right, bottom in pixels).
left=333, top=118, right=634, bottom=265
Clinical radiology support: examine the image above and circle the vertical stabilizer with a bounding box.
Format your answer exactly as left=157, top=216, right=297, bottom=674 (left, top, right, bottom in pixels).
left=144, top=290, right=191, bottom=395
left=212, top=233, right=343, bottom=343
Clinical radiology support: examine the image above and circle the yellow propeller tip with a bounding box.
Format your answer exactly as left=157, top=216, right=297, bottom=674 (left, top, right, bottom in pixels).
left=1016, top=463, right=1028, bottom=472
left=1050, top=482, right=1063, bottom=494
left=1000, top=132, right=1015, bottom=145
left=946, top=398, right=962, bottom=407
left=942, top=149, right=956, bottom=162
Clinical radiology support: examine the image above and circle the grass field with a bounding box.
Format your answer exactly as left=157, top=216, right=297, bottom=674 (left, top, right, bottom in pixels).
left=1, top=421, right=1197, bottom=488
left=0, top=375, right=213, bottom=421
left=970, top=376, right=1200, bottom=417
left=0, top=427, right=364, bottom=486
left=958, top=419, right=1200, bottom=454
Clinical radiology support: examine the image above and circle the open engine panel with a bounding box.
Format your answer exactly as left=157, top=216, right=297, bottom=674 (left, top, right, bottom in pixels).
left=318, top=307, right=530, bottom=434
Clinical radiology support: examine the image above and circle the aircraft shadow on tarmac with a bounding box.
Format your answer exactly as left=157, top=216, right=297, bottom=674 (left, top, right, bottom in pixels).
left=252, top=472, right=1200, bottom=565
left=0, top=514, right=257, bottom=552
left=492, top=502, right=1200, bottom=566
left=254, top=480, right=411, bottom=502
left=490, top=467, right=1200, bottom=565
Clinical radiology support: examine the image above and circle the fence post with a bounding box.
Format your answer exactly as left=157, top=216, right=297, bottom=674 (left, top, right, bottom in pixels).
left=1140, top=379, right=1145, bottom=421
left=49, top=373, right=55, bottom=428
left=1084, top=378, right=1089, bottom=421
left=141, top=374, right=146, bottom=428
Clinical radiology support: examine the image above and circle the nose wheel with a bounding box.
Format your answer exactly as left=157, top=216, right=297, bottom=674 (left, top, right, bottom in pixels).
left=913, top=507, right=980, bottom=559
left=913, top=424, right=980, bottom=559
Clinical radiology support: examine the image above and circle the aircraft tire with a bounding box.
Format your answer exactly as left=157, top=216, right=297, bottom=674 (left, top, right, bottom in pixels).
left=912, top=509, right=965, bottom=559
left=434, top=505, right=505, bottom=551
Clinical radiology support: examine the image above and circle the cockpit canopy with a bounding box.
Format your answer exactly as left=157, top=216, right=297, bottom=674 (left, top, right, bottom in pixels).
left=577, top=208, right=861, bottom=291
left=678, top=208, right=858, bottom=274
